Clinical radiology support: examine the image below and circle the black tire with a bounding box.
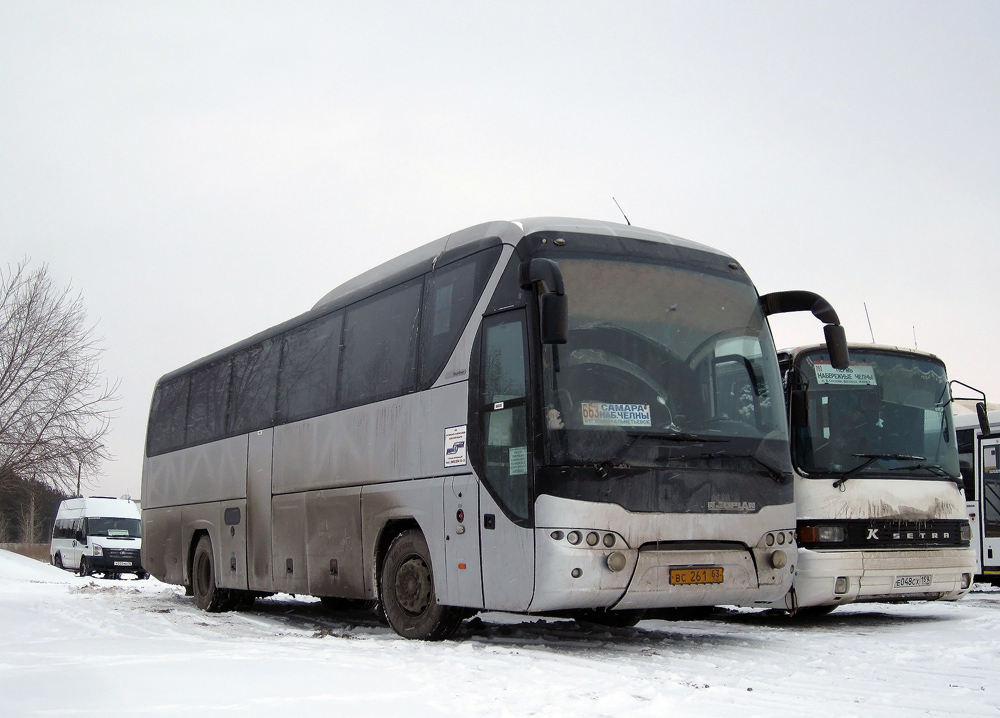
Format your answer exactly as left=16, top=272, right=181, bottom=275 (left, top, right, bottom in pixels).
left=380, top=529, right=464, bottom=640
left=320, top=596, right=378, bottom=612
left=54, top=553, right=64, bottom=570
left=573, top=608, right=646, bottom=628
left=135, top=571, right=149, bottom=580
left=78, top=557, right=90, bottom=577
left=191, top=535, right=233, bottom=612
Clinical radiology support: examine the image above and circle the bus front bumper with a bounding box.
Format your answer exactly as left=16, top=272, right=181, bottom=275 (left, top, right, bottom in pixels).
left=784, top=547, right=976, bottom=609
left=528, top=532, right=796, bottom=612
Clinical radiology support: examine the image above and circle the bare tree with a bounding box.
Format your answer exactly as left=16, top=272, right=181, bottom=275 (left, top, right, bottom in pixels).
left=0, top=260, right=118, bottom=494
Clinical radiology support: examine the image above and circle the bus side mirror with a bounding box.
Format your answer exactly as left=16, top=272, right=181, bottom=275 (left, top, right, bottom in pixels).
left=75, top=530, right=84, bottom=543
left=978, top=401, right=992, bottom=436
left=789, top=389, right=808, bottom=428
left=824, top=324, right=850, bottom=370
left=540, top=292, right=568, bottom=345
left=521, top=258, right=568, bottom=345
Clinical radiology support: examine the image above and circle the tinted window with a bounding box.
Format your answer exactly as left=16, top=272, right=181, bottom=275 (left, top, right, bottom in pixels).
left=481, top=313, right=531, bottom=520
left=341, top=280, right=422, bottom=406
left=419, top=247, right=501, bottom=387
left=228, top=337, right=281, bottom=434
left=147, top=375, right=190, bottom=455
left=278, top=311, right=343, bottom=423
left=186, top=360, right=231, bottom=444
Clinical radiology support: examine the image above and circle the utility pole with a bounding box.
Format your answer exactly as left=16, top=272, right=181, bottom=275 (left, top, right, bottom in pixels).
left=77, top=463, right=81, bottom=498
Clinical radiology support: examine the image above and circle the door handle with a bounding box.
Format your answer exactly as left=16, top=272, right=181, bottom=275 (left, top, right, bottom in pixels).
left=483, top=514, right=496, bottom=530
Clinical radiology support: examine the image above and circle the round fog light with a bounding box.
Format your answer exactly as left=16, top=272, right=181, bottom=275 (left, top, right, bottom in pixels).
left=606, top=551, right=627, bottom=572
left=770, top=550, right=787, bottom=569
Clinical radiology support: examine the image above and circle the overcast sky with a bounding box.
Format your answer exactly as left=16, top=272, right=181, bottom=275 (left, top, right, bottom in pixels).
left=2, top=2, right=998, bottom=498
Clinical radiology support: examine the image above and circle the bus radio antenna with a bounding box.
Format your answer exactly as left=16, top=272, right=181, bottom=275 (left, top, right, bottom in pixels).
left=864, top=302, right=876, bottom=343
left=612, top=197, right=631, bottom=226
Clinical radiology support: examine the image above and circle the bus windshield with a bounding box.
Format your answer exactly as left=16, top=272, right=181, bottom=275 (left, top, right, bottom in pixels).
left=542, top=255, right=787, bottom=468
left=793, top=349, right=960, bottom=479
left=85, top=517, right=141, bottom=538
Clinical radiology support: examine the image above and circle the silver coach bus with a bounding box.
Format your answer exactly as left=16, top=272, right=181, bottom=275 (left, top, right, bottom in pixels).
left=142, top=217, right=848, bottom=639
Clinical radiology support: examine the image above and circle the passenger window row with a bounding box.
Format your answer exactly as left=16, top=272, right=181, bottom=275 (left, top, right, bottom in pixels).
left=146, top=248, right=500, bottom=456
left=52, top=518, right=83, bottom=539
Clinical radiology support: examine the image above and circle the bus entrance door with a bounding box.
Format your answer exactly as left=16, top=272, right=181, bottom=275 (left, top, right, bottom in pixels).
left=477, top=311, right=536, bottom=611
left=980, top=436, right=1000, bottom=577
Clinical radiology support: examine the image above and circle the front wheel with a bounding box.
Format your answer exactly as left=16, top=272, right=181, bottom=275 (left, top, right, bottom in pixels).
left=78, top=557, right=90, bottom=577
left=191, top=535, right=233, bottom=612
left=380, top=529, right=464, bottom=640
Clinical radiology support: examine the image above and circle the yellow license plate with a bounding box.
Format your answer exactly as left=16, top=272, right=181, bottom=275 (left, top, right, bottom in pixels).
left=669, top=567, right=724, bottom=585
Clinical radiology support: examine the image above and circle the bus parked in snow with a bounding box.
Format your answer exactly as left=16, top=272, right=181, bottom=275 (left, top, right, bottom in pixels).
left=777, top=344, right=975, bottom=613
left=50, top=497, right=146, bottom=579
left=142, top=217, right=848, bottom=639
left=955, top=405, right=1000, bottom=582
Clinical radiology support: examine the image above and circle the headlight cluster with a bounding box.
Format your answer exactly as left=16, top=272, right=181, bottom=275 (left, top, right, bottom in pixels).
left=550, top=530, right=618, bottom=548
left=92, top=543, right=104, bottom=556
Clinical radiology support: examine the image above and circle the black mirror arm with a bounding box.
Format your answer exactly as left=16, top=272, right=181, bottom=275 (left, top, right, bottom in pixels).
left=759, top=290, right=841, bottom=326
left=519, top=258, right=565, bottom=296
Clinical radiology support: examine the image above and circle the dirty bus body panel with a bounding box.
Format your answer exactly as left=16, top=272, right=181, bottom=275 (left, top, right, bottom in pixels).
left=780, top=344, right=975, bottom=611
left=142, top=217, right=837, bottom=639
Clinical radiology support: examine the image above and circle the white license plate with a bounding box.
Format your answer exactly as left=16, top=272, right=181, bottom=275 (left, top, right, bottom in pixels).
left=113, top=561, right=132, bottom=566
left=894, top=574, right=932, bottom=588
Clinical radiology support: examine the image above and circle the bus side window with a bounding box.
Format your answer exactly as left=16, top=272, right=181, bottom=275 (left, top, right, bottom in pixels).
left=186, top=359, right=232, bottom=446
left=277, top=311, right=343, bottom=423
left=340, top=279, right=422, bottom=408
left=480, top=313, right=530, bottom=521
left=228, top=337, right=281, bottom=435
left=957, top=428, right=975, bottom=500
left=419, top=247, right=500, bottom=388
left=147, top=374, right=190, bottom=456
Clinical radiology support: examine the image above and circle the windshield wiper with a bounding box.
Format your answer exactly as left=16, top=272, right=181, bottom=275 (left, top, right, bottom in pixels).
left=832, top=453, right=925, bottom=489
left=883, top=463, right=963, bottom=488
left=594, top=432, right=728, bottom=478
left=668, top=451, right=791, bottom=484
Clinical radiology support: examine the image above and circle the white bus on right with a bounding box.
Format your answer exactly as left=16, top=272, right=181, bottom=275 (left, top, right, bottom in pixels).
left=955, top=404, right=1000, bottom=584
left=777, top=344, right=976, bottom=614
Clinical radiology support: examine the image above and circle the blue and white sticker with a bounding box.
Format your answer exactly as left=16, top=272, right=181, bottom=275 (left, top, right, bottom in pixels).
left=444, top=425, right=467, bottom=468
left=581, top=402, right=651, bottom=428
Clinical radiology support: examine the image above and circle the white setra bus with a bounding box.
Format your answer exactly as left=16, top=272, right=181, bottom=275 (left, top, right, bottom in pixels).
left=777, top=344, right=976, bottom=613
left=954, top=403, right=1000, bottom=583
left=142, top=217, right=849, bottom=639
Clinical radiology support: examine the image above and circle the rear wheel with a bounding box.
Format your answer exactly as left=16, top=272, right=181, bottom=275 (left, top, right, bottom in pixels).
left=54, top=553, right=64, bottom=570
left=380, top=529, right=464, bottom=640
left=191, top=535, right=233, bottom=612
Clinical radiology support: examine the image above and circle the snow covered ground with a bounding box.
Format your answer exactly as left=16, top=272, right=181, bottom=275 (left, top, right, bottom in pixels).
left=2, top=549, right=999, bottom=717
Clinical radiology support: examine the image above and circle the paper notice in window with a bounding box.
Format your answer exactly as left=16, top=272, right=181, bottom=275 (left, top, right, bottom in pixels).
left=581, top=402, right=652, bottom=427
left=509, top=446, right=528, bottom=475
left=813, top=362, right=877, bottom=386
left=444, top=425, right=467, bottom=468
